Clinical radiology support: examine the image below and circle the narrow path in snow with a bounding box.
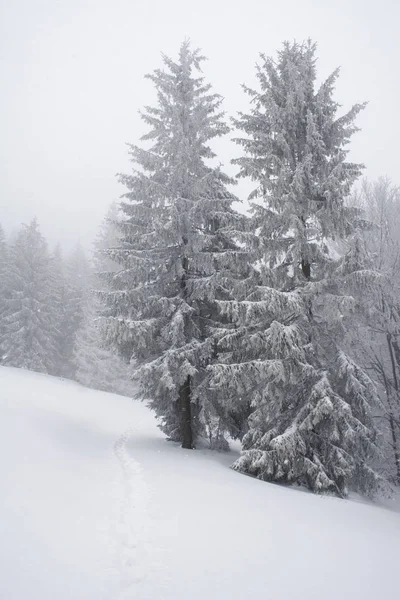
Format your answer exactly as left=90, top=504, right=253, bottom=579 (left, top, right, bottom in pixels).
left=106, top=419, right=169, bottom=600
left=104, top=423, right=150, bottom=600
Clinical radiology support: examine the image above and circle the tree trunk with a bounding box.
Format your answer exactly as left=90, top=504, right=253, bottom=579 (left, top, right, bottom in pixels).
left=300, top=216, right=311, bottom=281
left=179, top=238, right=194, bottom=449
left=300, top=219, right=312, bottom=341
left=301, top=259, right=311, bottom=280
left=179, top=375, right=193, bottom=449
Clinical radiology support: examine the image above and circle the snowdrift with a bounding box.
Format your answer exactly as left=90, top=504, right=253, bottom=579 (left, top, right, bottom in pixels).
left=0, top=366, right=399, bottom=600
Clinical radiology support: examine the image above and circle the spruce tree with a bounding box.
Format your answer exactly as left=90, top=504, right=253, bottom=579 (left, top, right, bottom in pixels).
left=71, top=203, right=135, bottom=394
left=93, top=201, right=122, bottom=284
left=0, top=219, right=57, bottom=373
left=210, top=41, right=383, bottom=496
left=74, top=293, right=133, bottom=396
left=47, top=244, right=72, bottom=378
left=102, top=42, right=248, bottom=448
left=61, top=243, right=92, bottom=378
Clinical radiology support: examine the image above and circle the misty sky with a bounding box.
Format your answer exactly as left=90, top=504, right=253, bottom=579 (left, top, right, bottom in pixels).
left=0, top=0, right=399, bottom=251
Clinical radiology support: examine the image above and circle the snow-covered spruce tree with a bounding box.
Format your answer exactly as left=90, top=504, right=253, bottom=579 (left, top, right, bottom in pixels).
left=102, top=41, right=248, bottom=449
left=47, top=244, right=74, bottom=378
left=72, top=203, right=136, bottom=394
left=210, top=40, right=384, bottom=496
left=0, top=219, right=57, bottom=373
left=61, top=243, right=92, bottom=378
left=93, top=201, right=122, bottom=285
left=74, top=292, right=134, bottom=396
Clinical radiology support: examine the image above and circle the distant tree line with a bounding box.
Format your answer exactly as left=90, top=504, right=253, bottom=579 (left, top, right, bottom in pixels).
left=0, top=204, right=132, bottom=396
left=2, top=39, right=400, bottom=498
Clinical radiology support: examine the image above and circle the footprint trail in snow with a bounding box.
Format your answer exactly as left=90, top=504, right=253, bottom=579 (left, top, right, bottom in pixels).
left=104, top=421, right=169, bottom=600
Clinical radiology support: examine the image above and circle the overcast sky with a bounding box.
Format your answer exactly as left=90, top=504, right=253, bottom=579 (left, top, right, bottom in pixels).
left=0, top=0, right=399, bottom=250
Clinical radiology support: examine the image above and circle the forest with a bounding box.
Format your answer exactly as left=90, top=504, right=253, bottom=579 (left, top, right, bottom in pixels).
left=2, top=40, right=400, bottom=498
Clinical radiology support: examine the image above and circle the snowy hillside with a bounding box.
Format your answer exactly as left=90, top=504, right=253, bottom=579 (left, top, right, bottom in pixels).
left=1, top=366, right=399, bottom=600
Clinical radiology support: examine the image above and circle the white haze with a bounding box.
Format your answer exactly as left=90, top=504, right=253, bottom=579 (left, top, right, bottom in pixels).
left=0, top=0, right=399, bottom=249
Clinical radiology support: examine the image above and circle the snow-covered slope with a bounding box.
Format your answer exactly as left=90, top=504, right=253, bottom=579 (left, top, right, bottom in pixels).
left=0, top=366, right=399, bottom=600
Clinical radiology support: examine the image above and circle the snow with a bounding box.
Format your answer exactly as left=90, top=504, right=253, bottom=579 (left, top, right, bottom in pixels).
left=0, top=366, right=399, bottom=600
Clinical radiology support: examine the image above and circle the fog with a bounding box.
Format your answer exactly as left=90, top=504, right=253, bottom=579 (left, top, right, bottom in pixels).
left=1, top=0, right=399, bottom=249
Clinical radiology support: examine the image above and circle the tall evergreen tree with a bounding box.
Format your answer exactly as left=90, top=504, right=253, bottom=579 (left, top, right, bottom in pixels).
left=47, top=244, right=72, bottom=378
left=71, top=202, right=135, bottom=394
left=65, top=242, right=92, bottom=295
left=103, top=42, right=248, bottom=448
left=61, top=243, right=92, bottom=378
left=93, top=201, right=122, bottom=285
left=209, top=41, right=383, bottom=496
left=74, top=293, right=134, bottom=396
left=0, top=219, right=57, bottom=373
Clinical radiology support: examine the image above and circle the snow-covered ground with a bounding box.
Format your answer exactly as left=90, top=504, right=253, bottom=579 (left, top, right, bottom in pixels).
left=0, top=366, right=399, bottom=600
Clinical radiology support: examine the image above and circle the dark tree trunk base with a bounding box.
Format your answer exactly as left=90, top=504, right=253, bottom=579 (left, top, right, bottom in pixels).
left=179, top=375, right=194, bottom=449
